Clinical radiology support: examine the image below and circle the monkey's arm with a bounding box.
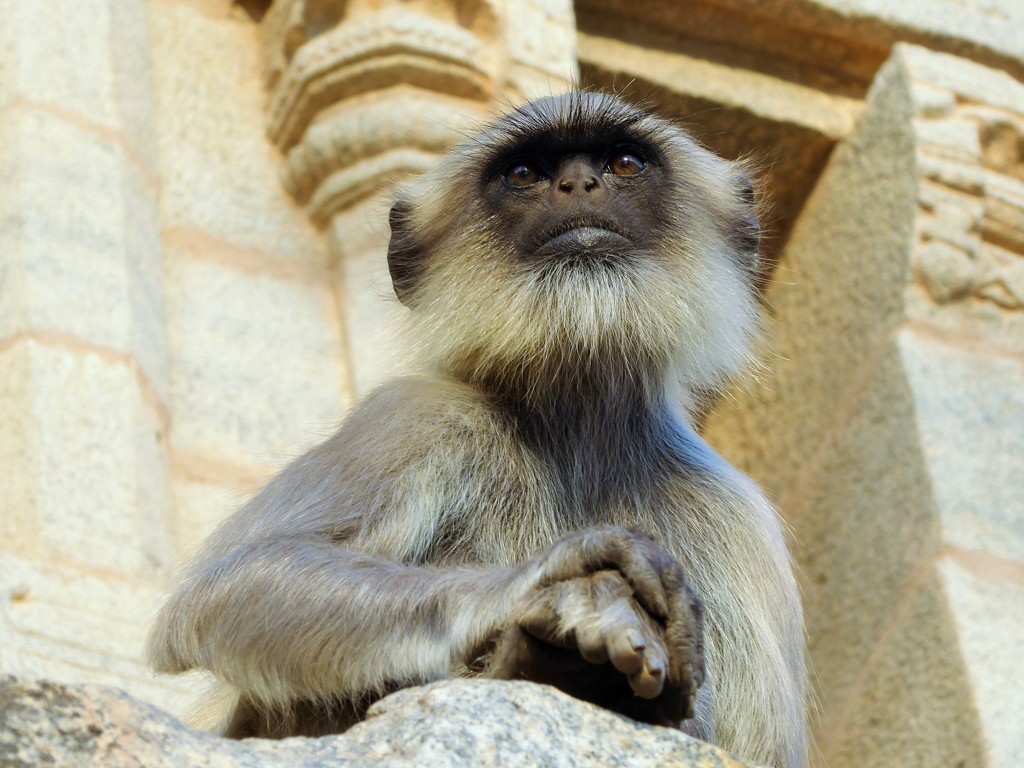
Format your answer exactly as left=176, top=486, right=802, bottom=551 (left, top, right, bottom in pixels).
left=149, top=377, right=535, bottom=706
left=149, top=524, right=689, bottom=709
left=149, top=537, right=523, bottom=705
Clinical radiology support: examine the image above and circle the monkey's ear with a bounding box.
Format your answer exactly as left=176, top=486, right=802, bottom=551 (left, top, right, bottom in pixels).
left=387, top=199, right=426, bottom=307
left=733, top=174, right=761, bottom=272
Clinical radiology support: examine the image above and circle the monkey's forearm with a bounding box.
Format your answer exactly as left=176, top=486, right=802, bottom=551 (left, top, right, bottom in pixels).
left=149, top=539, right=525, bottom=706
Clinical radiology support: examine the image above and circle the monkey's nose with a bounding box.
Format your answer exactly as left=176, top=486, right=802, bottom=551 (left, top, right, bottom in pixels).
left=555, top=157, right=603, bottom=196
left=557, top=178, right=600, bottom=194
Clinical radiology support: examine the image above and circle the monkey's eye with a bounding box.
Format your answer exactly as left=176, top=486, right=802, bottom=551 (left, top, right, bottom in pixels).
left=504, top=162, right=543, bottom=187
left=606, top=152, right=647, bottom=177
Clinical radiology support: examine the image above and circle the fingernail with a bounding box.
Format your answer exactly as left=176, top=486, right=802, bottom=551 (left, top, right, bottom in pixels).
left=626, top=629, right=646, bottom=652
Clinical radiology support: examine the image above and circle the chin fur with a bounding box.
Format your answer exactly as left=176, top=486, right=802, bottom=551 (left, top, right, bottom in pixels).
left=407, top=232, right=758, bottom=406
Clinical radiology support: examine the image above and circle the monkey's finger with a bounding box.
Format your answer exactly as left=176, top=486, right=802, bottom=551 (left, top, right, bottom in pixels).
left=665, top=588, right=705, bottom=689
left=575, top=618, right=609, bottom=664
left=660, top=562, right=695, bottom=634
left=520, top=577, right=602, bottom=649
left=603, top=540, right=669, bottom=619
left=589, top=569, right=633, bottom=597
left=573, top=577, right=609, bottom=664
left=656, top=558, right=687, bottom=608
left=518, top=583, right=570, bottom=645
left=661, top=592, right=704, bottom=721
left=664, top=606, right=692, bottom=683
left=603, top=602, right=651, bottom=676
left=618, top=534, right=694, bottom=628
left=587, top=571, right=646, bottom=671
left=628, top=643, right=668, bottom=699
left=606, top=625, right=646, bottom=676
left=689, top=591, right=706, bottom=689
left=541, top=529, right=669, bottom=618
left=623, top=602, right=670, bottom=698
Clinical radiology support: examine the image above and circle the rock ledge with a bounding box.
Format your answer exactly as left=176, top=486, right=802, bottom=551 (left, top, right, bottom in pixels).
left=0, top=675, right=755, bottom=767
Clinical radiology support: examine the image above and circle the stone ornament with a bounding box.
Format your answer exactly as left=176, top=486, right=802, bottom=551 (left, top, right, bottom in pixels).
left=911, top=55, right=1024, bottom=315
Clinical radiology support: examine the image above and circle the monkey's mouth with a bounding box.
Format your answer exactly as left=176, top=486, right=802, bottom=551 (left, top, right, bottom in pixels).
left=536, top=216, right=632, bottom=255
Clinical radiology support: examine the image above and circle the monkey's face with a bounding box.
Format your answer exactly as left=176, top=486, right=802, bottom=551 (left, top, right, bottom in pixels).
left=388, top=93, right=762, bottom=398
left=480, top=136, right=668, bottom=269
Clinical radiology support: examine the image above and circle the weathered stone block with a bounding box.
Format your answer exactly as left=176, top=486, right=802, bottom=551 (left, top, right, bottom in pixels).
left=899, top=44, right=1024, bottom=115
left=977, top=242, right=1024, bottom=309
left=909, top=81, right=957, bottom=118
left=0, top=344, right=36, bottom=547
left=0, top=0, right=175, bottom=711
left=0, top=342, right=173, bottom=578
left=784, top=343, right=943, bottom=718
left=0, top=0, right=159, bottom=176
left=820, top=568, right=986, bottom=768
left=900, top=331, right=1024, bottom=564
left=149, top=2, right=323, bottom=264
left=0, top=556, right=204, bottom=716
left=0, top=109, right=168, bottom=400
left=165, top=246, right=348, bottom=466
left=916, top=241, right=976, bottom=303
left=940, top=555, right=1024, bottom=765
left=914, top=118, right=982, bottom=162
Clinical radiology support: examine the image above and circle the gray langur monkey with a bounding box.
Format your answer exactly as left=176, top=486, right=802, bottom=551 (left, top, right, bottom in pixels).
left=148, top=92, right=807, bottom=768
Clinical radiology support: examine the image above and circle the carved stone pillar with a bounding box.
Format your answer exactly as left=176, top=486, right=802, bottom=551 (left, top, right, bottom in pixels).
left=261, top=0, right=578, bottom=392
left=0, top=0, right=178, bottom=709
left=703, top=44, right=1024, bottom=767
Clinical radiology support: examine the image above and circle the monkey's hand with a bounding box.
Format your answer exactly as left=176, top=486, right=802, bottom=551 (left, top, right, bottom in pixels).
left=486, top=527, right=704, bottom=727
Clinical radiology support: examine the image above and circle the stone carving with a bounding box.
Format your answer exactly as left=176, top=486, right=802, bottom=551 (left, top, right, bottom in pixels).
left=263, top=0, right=505, bottom=150
left=280, top=93, right=482, bottom=226
left=911, top=65, right=1024, bottom=318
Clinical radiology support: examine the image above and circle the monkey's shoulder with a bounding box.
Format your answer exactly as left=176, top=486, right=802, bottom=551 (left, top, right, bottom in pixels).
left=316, top=374, right=529, bottom=484
left=342, top=374, right=508, bottom=438
left=218, top=375, right=527, bottom=546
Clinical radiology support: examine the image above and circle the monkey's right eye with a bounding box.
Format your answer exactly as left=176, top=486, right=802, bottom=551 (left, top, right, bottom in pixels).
left=504, top=162, right=542, bottom=187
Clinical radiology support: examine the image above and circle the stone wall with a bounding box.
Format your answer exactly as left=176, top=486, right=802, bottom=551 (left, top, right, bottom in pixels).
left=0, top=1, right=1021, bottom=766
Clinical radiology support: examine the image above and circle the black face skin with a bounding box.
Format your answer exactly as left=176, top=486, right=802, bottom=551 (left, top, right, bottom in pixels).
left=475, top=98, right=672, bottom=268
left=482, top=140, right=667, bottom=265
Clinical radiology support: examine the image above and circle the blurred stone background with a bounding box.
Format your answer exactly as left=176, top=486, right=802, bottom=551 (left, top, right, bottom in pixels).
left=0, top=1, right=1021, bottom=766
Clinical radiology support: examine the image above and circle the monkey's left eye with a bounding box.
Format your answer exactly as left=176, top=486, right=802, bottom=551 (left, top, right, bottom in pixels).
left=504, top=162, right=543, bottom=187
left=606, top=152, right=647, bottom=177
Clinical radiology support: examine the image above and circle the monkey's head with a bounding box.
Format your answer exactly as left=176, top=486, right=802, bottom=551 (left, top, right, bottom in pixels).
left=388, top=92, right=762, bottom=403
